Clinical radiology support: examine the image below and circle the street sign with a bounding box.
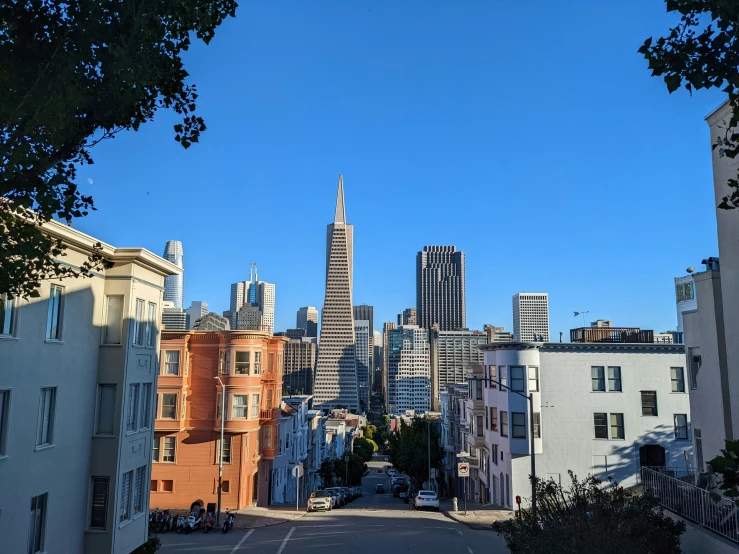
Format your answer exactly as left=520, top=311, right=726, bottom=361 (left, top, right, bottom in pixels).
left=458, top=462, right=470, bottom=477
left=344, top=455, right=349, bottom=462
left=456, top=451, right=470, bottom=458
left=515, top=495, right=521, bottom=505
left=292, top=464, right=304, bottom=478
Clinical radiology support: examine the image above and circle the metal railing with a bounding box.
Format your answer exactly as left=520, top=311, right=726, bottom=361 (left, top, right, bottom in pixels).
left=641, top=466, right=739, bottom=543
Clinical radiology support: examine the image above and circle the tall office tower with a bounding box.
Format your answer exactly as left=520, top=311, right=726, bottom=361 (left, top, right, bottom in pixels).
left=353, top=304, right=374, bottom=387
left=416, top=246, right=466, bottom=331
left=185, top=300, right=208, bottom=329
left=387, top=326, right=431, bottom=414
left=237, top=304, right=263, bottom=330
left=283, top=337, right=317, bottom=395
left=162, top=300, right=188, bottom=330
left=229, top=264, right=275, bottom=334
left=382, top=321, right=396, bottom=411
left=354, top=319, right=371, bottom=411
left=373, top=330, right=382, bottom=391
left=512, top=292, right=550, bottom=342
left=297, top=306, right=319, bottom=338
left=192, top=312, right=230, bottom=331
left=397, top=308, right=417, bottom=326
left=313, top=175, right=359, bottom=412
left=163, top=240, right=185, bottom=308
left=429, top=329, right=486, bottom=409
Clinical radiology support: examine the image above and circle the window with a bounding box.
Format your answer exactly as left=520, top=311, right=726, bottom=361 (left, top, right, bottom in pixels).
left=95, top=384, right=116, bottom=436
left=476, top=415, right=483, bottom=437
left=222, top=480, right=230, bottom=493
left=181, top=394, right=186, bottom=420
left=610, top=413, right=624, bottom=439
left=119, top=470, right=132, bottom=522
left=608, top=367, right=622, bottom=391
left=126, top=384, right=139, bottom=432
left=161, top=393, right=177, bottom=419
left=132, top=299, right=145, bottom=346
left=164, top=351, right=180, bottom=375
left=219, top=350, right=231, bottom=375
left=475, top=380, right=483, bottom=400
left=219, top=436, right=232, bottom=463
left=528, top=367, right=539, bottom=392
left=674, top=414, right=688, bottom=439
left=150, top=480, right=158, bottom=493
left=28, top=493, right=47, bottom=553
left=161, top=480, right=174, bottom=492
left=36, top=387, right=56, bottom=447
left=500, top=411, right=508, bottom=437
left=0, top=390, right=10, bottom=456
left=695, top=429, right=704, bottom=470
left=592, top=366, right=605, bottom=391
left=512, top=412, right=526, bottom=438
left=46, top=285, right=64, bottom=340
left=146, top=302, right=157, bottom=347
left=216, top=392, right=223, bottom=419
left=253, top=352, right=262, bottom=374
left=641, top=391, right=657, bottom=416
left=90, top=477, right=109, bottom=530
left=490, top=407, right=498, bottom=431
left=491, top=443, right=498, bottom=465
left=269, top=352, right=276, bottom=373
left=533, top=412, right=541, bottom=438
left=510, top=366, right=525, bottom=391
left=152, top=437, right=160, bottom=462
left=140, top=384, right=152, bottom=429
left=162, top=436, right=176, bottom=462
left=251, top=394, right=260, bottom=418
left=594, top=413, right=608, bottom=439
left=103, top=296, right=123, bottom=344
left=671, top=367, right=685, bottom=393
left=232, top=395, right=248, bottom=419
left=1, top=294, right=17, bottom=337
left=235, top=351, right=250, bottom=374
left=133, top=466, right=145, bottom=514
left=488, top=366, right=497, bottom=388
left=689, top=355, right=701, bottom=390
left=263, top=426, right=273, bottom=448
left=499, top=367, right=507, bottom=388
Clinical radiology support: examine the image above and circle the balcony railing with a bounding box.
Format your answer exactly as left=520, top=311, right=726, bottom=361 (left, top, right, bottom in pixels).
left=260, top=408, right=279, bottom=421
left=641, top=466, right=739, bottom=543
left=570, top=327, right=654, bottom=343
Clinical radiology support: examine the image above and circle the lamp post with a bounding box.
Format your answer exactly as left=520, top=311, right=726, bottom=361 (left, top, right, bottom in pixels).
left=467, top=376, right=537, bottom=520
left=427, top=417, right=432, bottom=492
left=213, top=376, right=226, bottom=526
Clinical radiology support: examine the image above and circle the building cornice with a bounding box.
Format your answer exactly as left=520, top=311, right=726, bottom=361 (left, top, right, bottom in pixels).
left=478, top=341, right=685, bottom=354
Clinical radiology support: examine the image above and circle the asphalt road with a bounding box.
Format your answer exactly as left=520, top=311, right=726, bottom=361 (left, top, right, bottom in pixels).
left=158, top=464, right=509, bottom=554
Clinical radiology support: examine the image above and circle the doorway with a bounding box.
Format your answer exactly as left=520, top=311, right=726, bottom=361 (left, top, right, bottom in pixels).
left=639, top=444, right=666, bottom=467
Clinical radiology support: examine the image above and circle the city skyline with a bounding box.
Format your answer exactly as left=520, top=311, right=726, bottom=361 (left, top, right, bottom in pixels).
left=72, top=1, right=722, bottom=340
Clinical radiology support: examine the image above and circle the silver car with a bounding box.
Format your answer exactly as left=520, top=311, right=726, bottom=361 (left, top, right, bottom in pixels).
left=308, top=490, right=333, bottom=512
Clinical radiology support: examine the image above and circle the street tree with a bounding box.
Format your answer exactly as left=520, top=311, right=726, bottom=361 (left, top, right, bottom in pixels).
left=639, top=0, right=739, bottom=211
left=387, top=418, right=441, bottom=489
left=707, top=439, right=739, bottom=504
left=353, top=437, right=378, bottom=462
left=1, top=0, right=238, bottom=299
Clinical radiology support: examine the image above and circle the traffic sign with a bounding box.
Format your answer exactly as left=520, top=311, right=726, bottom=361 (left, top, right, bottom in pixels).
left=458, top=462, right=470, bottom=477
left=456, top=451, right=470, bottom=458
left=292, top=464, right=304, bottom=478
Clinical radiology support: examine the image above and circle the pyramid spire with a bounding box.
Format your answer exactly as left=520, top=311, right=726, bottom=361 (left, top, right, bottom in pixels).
left=334, top=174, right=346, bottom=224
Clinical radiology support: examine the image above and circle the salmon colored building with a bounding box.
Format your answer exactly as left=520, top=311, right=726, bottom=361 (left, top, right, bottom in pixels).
left=150, top=330, right=287, bottom=510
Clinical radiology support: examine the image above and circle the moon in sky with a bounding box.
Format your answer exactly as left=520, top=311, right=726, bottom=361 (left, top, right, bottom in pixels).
left=87, top=178, right=94, bottom=185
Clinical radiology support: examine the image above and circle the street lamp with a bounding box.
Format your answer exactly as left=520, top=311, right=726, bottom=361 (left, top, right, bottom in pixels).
left=467, top=376, right=537, bottom=520
left=213, top=376, right=226, bottom=526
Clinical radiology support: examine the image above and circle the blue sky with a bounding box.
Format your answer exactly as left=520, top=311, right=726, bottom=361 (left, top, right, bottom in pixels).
left=77, top=0, right=724, bottom=337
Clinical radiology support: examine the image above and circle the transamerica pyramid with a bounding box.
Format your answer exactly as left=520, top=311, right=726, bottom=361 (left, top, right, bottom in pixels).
left=313, top=175, right=359, bottom=412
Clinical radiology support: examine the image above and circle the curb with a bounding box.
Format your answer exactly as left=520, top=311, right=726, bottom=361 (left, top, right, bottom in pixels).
left=239, top=510, right=307, bottom=530
left=443, top=510, right=495, bottom=531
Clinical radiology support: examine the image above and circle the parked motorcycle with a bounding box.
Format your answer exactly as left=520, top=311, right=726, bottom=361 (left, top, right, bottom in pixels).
left=149, top=509, right=158, bottom=531
left=203, top=511, right=216, bottom=533
left=222, top=510, right=235, bottom=534
left=175, top=514, right=187, bottom=534
left=184, top=508, right=205, bottom=534
left=164, top=511, right=176, bottom=532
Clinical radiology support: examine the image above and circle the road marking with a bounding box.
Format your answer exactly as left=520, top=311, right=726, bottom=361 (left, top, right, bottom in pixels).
left=230, top=528, right=254, bottom=553
left=456, top=529, right=463, bottom=536
left=276, top=526, right=296, bottom=554
left=468, top=548, right=474, bottom=554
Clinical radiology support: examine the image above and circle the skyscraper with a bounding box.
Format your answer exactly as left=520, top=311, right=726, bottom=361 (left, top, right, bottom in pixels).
left=283, top=337, right=317, bottom=395
left=355, top=319, right=371, bottom=411
left=387, top=326, right=431, bottom=414
left=429, top=328, right=486, bottom=409
left=353, top=304, right=374, bottom=387
left=313, top=175, right=359, bottom=412
left=185, top=300, right=208, bottom=329
left=397, top=308, right=417, bottom=326
left=512, top=292, right=550, bottom=342
left=229, top=264, right=275, bottom=334
left=297, top=306, right=319, bottom=338
left=382, top=321, right=396, bottom=412
left=416, top=246, right=466, bottom=331
left=163, top=240, right=184, bottom=309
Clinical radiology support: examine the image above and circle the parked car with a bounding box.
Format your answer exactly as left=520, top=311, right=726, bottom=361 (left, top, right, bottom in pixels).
left=414, top=490, right=440, bottom=511
left=326, top=489, right=341, bottom=508
left=326, top=488, right=346, bottom=507
left=308, top=491, right=333, bottom=512
left=392, top=481, right=409, bottom=498
left=354, top=486, right=363, bottom=497
left=340, top=487, right=353, bottom=502
left=375, top=483, right=385, bottom=494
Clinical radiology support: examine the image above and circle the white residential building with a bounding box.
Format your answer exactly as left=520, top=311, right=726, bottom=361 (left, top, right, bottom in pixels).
left=306, top=409, right=326, bottom=493
left=0, top=220, right=180, bottom=554
left=512, top=293, right=549, bottom=342
left=387, top=325, right=431, bottom=414
left=480, top=341, right=691, bottom=509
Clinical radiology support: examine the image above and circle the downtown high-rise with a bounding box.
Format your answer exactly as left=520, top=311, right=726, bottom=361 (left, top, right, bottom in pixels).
left=229, top=264, right=275, bottom=335
left=313, top=175, right=359, bottom=412
left=163, top=240, right=184, bottom=308
left=512, top=292, right=550, bottom=342
left=416, top=245, right=466, bottom=331
left=296, top=306, right=318, bottom=337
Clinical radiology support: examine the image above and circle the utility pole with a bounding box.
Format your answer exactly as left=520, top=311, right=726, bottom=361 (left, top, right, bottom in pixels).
left=427, top=418, right=431, bottom=491
left=213, top=376, right=226, bottom=526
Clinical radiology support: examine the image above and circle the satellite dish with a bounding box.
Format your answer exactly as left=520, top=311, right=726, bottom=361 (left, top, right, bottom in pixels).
left=686, top=266, right=695, bottom=273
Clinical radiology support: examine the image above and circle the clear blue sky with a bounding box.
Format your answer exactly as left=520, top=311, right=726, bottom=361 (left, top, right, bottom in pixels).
left=77, top=0, right=724, bottom=338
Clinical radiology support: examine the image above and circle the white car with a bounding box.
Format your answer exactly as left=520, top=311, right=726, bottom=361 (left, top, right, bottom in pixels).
left=414, top=490, right=440, bottom=511
left=307, top=491, right=333, bottom=512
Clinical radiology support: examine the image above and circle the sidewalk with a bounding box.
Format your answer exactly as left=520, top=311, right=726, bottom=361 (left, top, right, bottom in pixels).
left=441, top=499, right=513, bottom=531
left=233, top=502, right=307, bottom=529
